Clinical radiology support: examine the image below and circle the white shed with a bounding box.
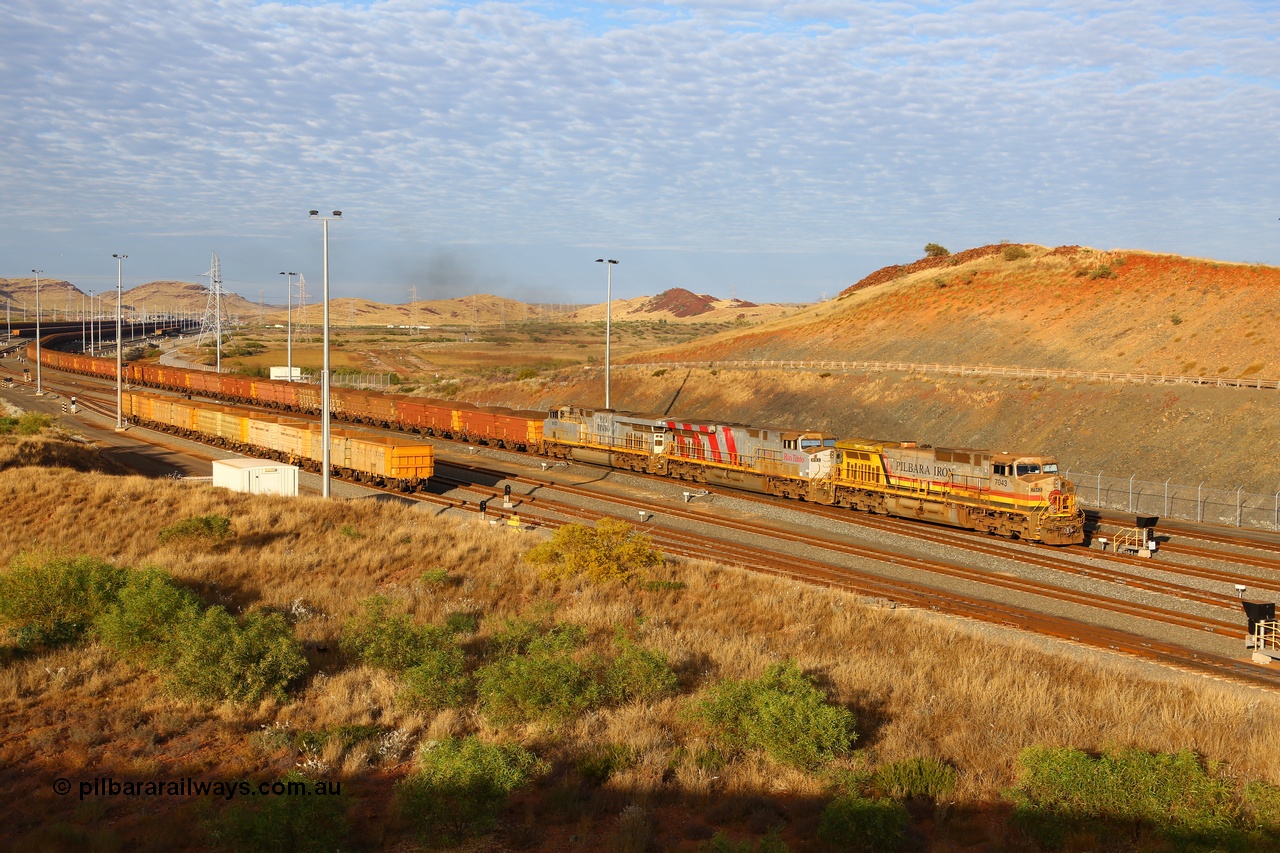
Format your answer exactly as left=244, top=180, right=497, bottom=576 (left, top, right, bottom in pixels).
left=211, top=458, right=299, bottom=496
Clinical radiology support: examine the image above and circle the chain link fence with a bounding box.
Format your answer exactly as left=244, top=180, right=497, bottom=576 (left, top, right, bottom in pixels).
left=1065, top=470, right=1280, bottom=531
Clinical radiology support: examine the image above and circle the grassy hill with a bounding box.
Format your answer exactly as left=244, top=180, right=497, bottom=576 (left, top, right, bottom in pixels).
left=2, top=430, right=1279, bottom=850
left=648, top=244, right=1278, bottom=378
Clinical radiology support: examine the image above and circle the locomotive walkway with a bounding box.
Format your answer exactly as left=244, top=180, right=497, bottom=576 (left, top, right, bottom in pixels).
left=621, top=359, right=1280, bottom=391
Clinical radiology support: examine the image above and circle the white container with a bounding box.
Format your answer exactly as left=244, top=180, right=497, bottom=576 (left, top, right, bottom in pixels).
left=211, top=458, right=299, bottom=496
left=269, top=366, right=305, bottom=381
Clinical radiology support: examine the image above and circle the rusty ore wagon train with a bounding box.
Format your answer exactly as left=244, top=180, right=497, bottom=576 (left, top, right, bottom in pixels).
left=124, top=391, right=434, bottom=491
left=33, top=336, right=1084, bottom=544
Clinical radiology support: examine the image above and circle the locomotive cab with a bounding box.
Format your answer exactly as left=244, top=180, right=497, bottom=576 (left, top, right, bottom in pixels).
left=992, top=454, right=1072, bottom=515
left=792, top=431, right=838, bottom=478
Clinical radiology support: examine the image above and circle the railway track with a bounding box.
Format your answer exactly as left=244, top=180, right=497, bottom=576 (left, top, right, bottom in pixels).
left=432, top=460, right=1280, bottom=690
left=24, top=364, right=1280, bottom=691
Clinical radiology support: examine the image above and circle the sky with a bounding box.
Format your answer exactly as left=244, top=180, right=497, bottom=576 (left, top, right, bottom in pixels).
left=2, top=0, right=1278, bottom=307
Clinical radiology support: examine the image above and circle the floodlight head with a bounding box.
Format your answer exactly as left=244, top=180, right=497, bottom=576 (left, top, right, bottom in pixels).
left=332, top=210, right=341, bottom=217
left=608, top=259, right=618, bottom=264
left=596, top=258, right=604, bottom=263
left=309, top=210, right=320, bottom=217
left=1236, top=584, right=1248, bottom=593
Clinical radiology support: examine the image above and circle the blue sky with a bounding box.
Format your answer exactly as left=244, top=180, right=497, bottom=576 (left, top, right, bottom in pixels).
left=2, top=0, right=1277, bottom=306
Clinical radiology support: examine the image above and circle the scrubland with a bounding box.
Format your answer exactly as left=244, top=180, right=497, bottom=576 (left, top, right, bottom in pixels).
left=3, top=434, right=1280, bottom=850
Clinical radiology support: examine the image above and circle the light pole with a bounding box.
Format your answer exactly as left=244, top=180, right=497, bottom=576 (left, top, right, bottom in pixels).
left=113, top=254, right=127, bottom=429
left=31, top=269, right=43, bottom=394
left=280, top=271, right=297, bottom=381
left=309, top=210, right=341, bottom=497
left=595, top=259, right=618, bottom=409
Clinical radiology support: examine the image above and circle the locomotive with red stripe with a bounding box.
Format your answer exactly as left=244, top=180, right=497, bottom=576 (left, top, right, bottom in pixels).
left=544, top=406, right=837, bottom=497
left=542, top=406, right=1083, bottom=544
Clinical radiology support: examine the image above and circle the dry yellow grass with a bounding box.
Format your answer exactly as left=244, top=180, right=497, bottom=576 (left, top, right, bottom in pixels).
left=3, top=461, right=1279, bottom=849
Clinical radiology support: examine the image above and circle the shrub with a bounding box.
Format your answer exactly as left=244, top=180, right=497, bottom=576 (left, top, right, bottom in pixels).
left=338, top=524, right=364, bottom=539
left=923, top=243, right=949, bottom=258
left=419, top=567, right=450, bottom=585
left=639, top=578, right=686, bottom=592
left=476, top=625, right=601, bottom=725
left=0, top=411, right=49, bottom=435
left=94, top=568, right=202, bottom=666
left=0, top=554, right=128, bottom=649
left=1244, top=781, right=1280, bottom=831
left=340, top=595, right=450, bottom=672
left=524, top=518, right=663, bottom=583
left=516, top=367, right=538, bottom=380
left=576, top=743, right=636, bottom=785
left=444, top=611, right=478, bottom=634
left=874, top=757, right=957, bottom=801
left=1002, top=245, right=1029, bottom=261
left=1007, top=747, right=1239, bottom=847
left=158, top=514, right=231, bottom=545
left=692, top=660, right=855, bottom=769
left=1171, top=312, right=1183, bottom=325
left=166, top=607, right=307, bottom=702
left=400, top=646, right=471, bottom=711
left=1089, top=265, right=1113, bottom=279
left=605, top=634, right=678, bottom=704
left=397, top=736, right=546, bottom=841
left=818, top=795, right=909, bottom=851
left=652, top=368, right=668, bottom=377
left=207, top=772, right=348, bottom=852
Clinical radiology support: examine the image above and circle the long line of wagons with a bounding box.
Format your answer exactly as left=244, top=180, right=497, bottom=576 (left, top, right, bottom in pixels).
left=33, top=337, right=1085, bottom=544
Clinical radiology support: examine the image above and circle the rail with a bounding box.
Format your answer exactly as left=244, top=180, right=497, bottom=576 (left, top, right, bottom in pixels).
left=617, top=359, right=1280, bottom=390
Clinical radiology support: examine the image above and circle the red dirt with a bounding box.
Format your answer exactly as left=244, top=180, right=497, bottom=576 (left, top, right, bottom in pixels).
left=641, top=289, right=720, bottom=318
left=840, top=243, right=1024, bottom=296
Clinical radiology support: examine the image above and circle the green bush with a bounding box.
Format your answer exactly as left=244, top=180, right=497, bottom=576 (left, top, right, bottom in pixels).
left=476, top=630, right=600, bottom=725
left=524, top=518, right=663, bottom=582
left=444, top=611, right=478, bottom=635
left=400, top=646, right=471, bottom=711
left=419, top=567, right=450, bottom=585
left=923, top=243, right=950, bottom=258
left=1089, top=265, right=1114, bottom=279
left=1007, top=747, right=1240, bottom=848
left=207, top=772, right=348, bottom=852
left=158, top=514, right=232, bottom=545
left=817, top=795, right=908, bottom=851
left=693, top=660, right=855, bottom=769
left=1244, top=781, right=1280, bottom=831
left=575, top=743, right=636, bottom=785
left=94, top=568, right=202, bottom=666
left=0, top=554, right=128, bottom=649
left=605, top=634, right=678, bottom=704
left=0, top=411, right=53, bottom=435
left=166, top=607, right=307, bottom=703
left=1002, top=245, right=1030, bottom=261
left=874, top=756, right=957, bottom=801
left=340, top=595, right=451, bottom=671
left=397, top=736, right=546, bottom=842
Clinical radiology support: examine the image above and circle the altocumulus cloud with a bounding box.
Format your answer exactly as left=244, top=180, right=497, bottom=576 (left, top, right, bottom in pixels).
left=1, top=0, right=1277, bottom=294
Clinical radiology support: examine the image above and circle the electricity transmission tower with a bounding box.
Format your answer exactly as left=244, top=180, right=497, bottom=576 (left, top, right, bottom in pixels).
left=196, top=252, right=227, bottom=372
left=295, top=274, right=313, bottom=342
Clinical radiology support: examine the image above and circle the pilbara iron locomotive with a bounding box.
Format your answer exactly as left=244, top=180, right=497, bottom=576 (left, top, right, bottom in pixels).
left=30, top=336, right=1084, bottom=544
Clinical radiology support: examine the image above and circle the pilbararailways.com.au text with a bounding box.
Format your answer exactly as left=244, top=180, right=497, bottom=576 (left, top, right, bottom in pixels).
left=53, top=776, right=341, bottom=801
